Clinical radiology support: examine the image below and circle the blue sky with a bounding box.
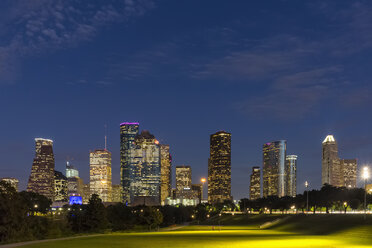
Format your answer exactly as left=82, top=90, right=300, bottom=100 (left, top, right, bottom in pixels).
left=1, top=0, right=372, bottom=200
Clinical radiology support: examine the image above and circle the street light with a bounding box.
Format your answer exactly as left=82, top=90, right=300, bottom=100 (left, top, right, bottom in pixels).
left=305, top=181, right=309, bottom=213
left=201, top=178, right=206, bottom=201
left=362, top=167, right=369, bottom=219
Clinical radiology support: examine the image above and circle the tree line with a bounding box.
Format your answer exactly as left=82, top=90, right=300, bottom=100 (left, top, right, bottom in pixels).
left=239, top=184, right=371, bottom=214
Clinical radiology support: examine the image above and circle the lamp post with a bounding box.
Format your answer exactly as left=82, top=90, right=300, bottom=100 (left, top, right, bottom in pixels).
left=363, top=167, right=369, bottom=220
left=305, top=181, right=309, bottom=213
left=201, top=178, right=206, bottom=201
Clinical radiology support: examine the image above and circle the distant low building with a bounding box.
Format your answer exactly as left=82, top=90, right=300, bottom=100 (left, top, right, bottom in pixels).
left=0, top=177, right=19, bottom=191
left=82, top=184, right=90, bottom=204
left=112, top=184, right=121, bottom=203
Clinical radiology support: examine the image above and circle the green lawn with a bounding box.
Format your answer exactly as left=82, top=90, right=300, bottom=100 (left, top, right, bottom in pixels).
left=20, top=215, right=372, bottom=248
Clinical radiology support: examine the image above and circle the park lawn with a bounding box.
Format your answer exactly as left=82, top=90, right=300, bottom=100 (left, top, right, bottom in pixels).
left=20, top=227, right=372, bottom=248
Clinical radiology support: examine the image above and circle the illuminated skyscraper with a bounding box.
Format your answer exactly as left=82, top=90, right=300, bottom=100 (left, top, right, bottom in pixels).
left=120, top=122, right=140, bottom=204
left=54, top=170, right=68, bottom=202
left=176, top=165, right=192, bottom=197
left=249, top=167, right=261, bottom=200
left=128, top=130, right=161, bottom=205
left=90, top=149, right=112, bottom=202
left=66, top=162, right=83, bottom=197
left=285, top=155, right=297, bottom=197
left=27, top=138, right=55, bottom=200
left=262, top=140, right=286, bottom=197
left=160, top=144, right=172, bottom=204
left=176, top=166, right=192, bottom=192
left=341, top=159, right=357, bottom=188
left=208, top=131, right=231, bottom=204
left=0, top=177, right=19, bottom=191
left=322, top=135, right=342, bottom=187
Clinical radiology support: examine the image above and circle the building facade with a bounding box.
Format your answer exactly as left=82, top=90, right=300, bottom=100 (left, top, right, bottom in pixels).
left=249, top=167, right=261, bottom=200
left=82, top=184, right=90, bottom=204
left=127, top=130, right=161, bottom=205
left=322, top=135, right=357, bottom=188
left=120, top=122, right=140, bottom=204
left=90, top=149, right=112, bottom=202
left=322, top=135, right=342, bottom=187
left=112, top=184, right=121, bottom=202
left=160, top=144, right=172, bottom=204
left=341, top=159, right=357, bottom=188
left=0, top=177, right=19, bottom=191
left=66, top=162, right=84, bottom=197
left=54, top=170, right=68, bottom=202
left=285, top=155, right=297, bottom=197
left=208, top=131, right=232, bottom=204
left=262, top=140, right=286, bottom=197
left=27, top=138, right=55, bottom=200
left=176, top=165, right=192, bottom=194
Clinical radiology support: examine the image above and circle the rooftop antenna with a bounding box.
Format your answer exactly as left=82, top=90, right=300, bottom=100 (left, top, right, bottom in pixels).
left=104, top=124, right=107, bottom=150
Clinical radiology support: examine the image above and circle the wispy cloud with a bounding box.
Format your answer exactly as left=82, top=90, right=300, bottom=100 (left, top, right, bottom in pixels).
left=0, top=0, right=154, bottom=84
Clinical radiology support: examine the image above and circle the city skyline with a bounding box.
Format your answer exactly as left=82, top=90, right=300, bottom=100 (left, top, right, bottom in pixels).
left=2, top=1, right=372, bottom=201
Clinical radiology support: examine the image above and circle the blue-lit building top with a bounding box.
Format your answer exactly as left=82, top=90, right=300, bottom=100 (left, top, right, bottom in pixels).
left=263, top=140, right=286, bottom=197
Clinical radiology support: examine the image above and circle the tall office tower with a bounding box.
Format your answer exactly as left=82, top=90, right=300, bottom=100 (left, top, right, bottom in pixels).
left=160, top=144, right=172, bottom=204
left=129, top=130, right=161, bottom=205
left=90, top=149, right=112, bottom=202
left=208, top=131, right=232, bottom=204
left=0, top=177, right=19, bottom=191
left=54, top=170, right=68, bottom=202
left=27, top=138, right=55, bottom=200
left=285, top=155, right=297, bottom=197
left=120, top=122, right=140, bottom=204
left=112, top=184, right=121, bottom=202
left=66, top=162, right=83, bottom=197
left=66, top=161, right=79, bottom=178
left=249, top=167, right=261, bottom=200
left=176, top=166, right=192, bottom=192
left=341, top=159, right=357, bottom=188
left=322, top=135, right=342, bottom=187
left=262, top=140, right=286, bottom=197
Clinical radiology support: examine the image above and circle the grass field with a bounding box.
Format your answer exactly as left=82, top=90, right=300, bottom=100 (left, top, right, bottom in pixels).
left=20, top=215, right=372, bottom=248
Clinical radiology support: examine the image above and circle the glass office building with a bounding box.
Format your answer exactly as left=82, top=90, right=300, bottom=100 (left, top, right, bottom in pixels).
left=262, top=140, right=286, bottom=197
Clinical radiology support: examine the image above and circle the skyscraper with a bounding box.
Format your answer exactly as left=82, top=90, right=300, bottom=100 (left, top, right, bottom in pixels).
left=160, top=144, right=172, bottom=204
left=176, top=165, right=192, bottom=197
left=54, top=170, right=68, bottom=202
left=322, top=135, right=341, bottom=187
left=262, top=140, right=286, bottom=197
left=90, top=149, right=112, bottom=202
left=208, top=131, right=232, bottom=204
left=120, top=122, right=140, bottom=204
left=27, top=138, right=55, bottom=200
left=249, top=167, right=261, bottom=200
left=66, top=162, right=83, bottom=197
left=341, top=159, right=357, bottom=188
left=285, top=155, right=297, bottom=197
left=128, top=130, right=161, bottom=205
left=322, top=135, right=358, bottom=188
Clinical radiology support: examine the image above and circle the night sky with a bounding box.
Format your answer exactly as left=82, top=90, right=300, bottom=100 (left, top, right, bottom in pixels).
left=1, top=0, right=372, bottom=200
